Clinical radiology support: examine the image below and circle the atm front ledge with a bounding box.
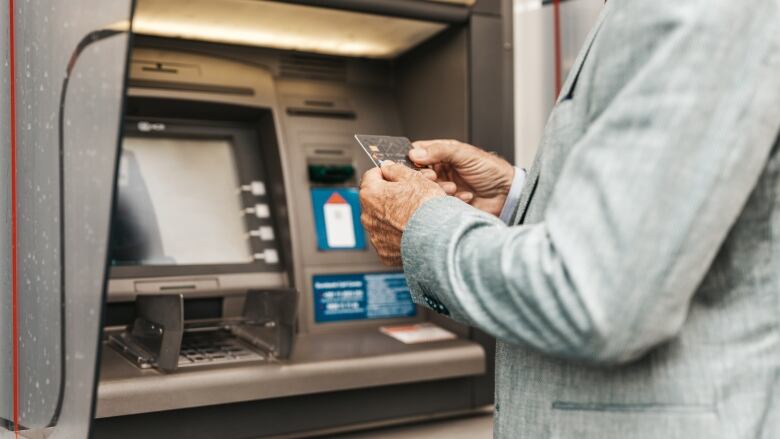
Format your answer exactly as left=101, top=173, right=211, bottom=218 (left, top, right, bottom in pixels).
left=95, top=327, right=486, bottom=418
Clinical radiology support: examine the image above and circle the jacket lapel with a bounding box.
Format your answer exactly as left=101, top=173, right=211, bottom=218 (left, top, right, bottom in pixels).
left=511, top=6, right=609, bottom=225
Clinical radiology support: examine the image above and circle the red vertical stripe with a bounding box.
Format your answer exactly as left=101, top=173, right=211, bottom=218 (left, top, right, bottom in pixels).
left=553, top=0, right=563, bottom=97
left=8, top=0, right=20, bottom=436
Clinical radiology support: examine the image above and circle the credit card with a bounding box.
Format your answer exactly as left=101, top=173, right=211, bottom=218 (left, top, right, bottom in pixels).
left=354, top=134, right=417, bottom=169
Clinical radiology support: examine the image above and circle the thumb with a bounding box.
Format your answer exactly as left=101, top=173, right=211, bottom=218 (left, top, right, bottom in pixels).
left=380, top=161, right=416, bottom=182
left=410, top=140, right=467, bottom=166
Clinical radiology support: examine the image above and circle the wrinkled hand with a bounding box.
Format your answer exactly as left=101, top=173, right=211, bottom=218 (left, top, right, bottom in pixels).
left=359, top=161, right=446, bottom=266
left=410, top=139, right=515, bottom=217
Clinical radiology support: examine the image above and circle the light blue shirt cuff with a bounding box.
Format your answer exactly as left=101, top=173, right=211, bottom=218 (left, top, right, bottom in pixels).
left=498, top=167, right=527, bottom=224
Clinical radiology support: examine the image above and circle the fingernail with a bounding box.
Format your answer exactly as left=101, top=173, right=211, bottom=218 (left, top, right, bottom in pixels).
left=459, top=193, right=474, bottom=202
left=380, top=160, right=395, bottom=167
left=409, top=149, right=427, bottom=159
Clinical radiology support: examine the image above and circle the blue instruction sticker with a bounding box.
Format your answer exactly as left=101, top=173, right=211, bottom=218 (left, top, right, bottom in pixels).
left=313, top=272, right=417, bottom=323
left=311, top=188, right=366, bottom=251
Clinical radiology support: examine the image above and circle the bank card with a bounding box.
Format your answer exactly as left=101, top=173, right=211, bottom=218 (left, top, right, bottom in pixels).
left=354, top=134, right=417, bottom=169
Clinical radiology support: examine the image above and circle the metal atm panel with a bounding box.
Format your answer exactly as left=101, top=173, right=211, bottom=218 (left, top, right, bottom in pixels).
left=0, top=1, right=132, bottom=438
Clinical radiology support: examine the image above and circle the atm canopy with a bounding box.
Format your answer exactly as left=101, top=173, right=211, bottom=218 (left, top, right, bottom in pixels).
left=131, top=0, right=476, bottom=58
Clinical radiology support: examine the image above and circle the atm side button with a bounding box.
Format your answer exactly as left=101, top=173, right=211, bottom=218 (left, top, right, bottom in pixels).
left=241, top=181, right=266, bottom=196
left=245, top=204, right=271, bottom=219
left=249, top=226, right=275, bottom=241
left=254, top=249, right=279, bottom=264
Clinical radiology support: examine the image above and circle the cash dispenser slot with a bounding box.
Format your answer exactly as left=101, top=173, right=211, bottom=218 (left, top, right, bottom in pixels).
left=107, top=290, right=299, bottom=371
left=286, top=107, right=356, bottom=119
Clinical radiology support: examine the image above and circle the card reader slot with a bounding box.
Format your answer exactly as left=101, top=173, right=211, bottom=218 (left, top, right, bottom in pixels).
left=128, top=79, right=255, bottom=96
left=160, top=284, right=197, bottom=291
left=286, top=107, right=357, bottom=119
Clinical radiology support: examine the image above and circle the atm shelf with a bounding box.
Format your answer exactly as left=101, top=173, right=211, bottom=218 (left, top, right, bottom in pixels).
left=96, top=327, right=485, bottom=418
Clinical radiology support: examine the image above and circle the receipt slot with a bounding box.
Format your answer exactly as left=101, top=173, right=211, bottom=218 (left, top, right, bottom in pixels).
left=91, top=1, right=515, bottom=438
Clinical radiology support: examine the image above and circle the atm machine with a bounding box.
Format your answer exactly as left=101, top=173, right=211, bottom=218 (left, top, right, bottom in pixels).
left=91, top=1, right=514, bottom=437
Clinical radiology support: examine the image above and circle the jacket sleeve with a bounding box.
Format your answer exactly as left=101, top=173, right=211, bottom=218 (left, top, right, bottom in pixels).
left=400, top=0, right=780, bottom=365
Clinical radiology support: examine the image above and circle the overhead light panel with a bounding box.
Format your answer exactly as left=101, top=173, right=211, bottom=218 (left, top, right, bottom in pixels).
left=427, top=0, right=476, bottom=4
left=132, top=0, right=449, bottom=59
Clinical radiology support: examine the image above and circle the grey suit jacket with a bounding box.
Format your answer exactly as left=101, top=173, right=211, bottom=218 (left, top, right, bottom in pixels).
left=400, top=1, right=780, bottom=437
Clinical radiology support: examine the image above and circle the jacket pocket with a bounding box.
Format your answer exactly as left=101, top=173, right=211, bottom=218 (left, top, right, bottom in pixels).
left=552, top=400, right=715, bottom=414
left=550, top=401, right=720, bottom=439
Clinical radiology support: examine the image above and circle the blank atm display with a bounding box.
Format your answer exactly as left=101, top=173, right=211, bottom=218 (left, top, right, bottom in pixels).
left=111, top=137, right=253, bottom=266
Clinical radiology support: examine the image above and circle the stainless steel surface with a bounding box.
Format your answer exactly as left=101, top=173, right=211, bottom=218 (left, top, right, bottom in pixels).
left=1, top=0, right=132, bottom=436
left=0, top=3, right=11, bottom=431
left=96, top=329, right=485, bottom=418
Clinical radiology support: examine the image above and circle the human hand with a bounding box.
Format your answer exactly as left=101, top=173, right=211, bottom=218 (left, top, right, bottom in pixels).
left=359, top=161, right=446, bottom=266
left=410, top=140, right=515, bottom=217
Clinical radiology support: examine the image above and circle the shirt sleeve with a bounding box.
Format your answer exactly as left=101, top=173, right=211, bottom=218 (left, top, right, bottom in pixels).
left=498, top=167, right=527, bottom=224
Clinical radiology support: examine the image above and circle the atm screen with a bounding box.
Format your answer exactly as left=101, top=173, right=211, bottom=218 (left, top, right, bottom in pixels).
left=111, top=136, right=253, bottom=266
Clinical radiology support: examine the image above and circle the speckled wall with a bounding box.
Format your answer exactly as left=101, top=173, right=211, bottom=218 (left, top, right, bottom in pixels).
left=1, top=1, right=132, bottom=437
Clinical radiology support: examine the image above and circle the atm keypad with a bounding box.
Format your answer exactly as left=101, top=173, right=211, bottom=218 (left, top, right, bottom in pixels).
left=177, top=331, right=265, bottom=368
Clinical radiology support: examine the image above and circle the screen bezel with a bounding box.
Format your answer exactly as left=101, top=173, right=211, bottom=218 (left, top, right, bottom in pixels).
left=110, top=115, right=283, bottom=279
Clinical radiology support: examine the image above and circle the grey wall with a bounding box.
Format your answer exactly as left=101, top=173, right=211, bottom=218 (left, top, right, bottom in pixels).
left=512, top=0, right=604, bottom=166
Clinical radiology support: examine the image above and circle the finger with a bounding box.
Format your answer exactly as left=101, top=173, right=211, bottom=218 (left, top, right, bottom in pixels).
left=455, top=191, right=474, bottom=202
left=433, top=163, right=449, bottom=181
left=410, top=139, right=469, bottom=166
left=438, top=181, right=457, bottom=195
left=420, top=168, right=438, bottom=181
left=360, top=167, right=384, bottom=188
left=360, top=213, right=373, bottom=229
left=380, top=161, right=416, bottom=182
